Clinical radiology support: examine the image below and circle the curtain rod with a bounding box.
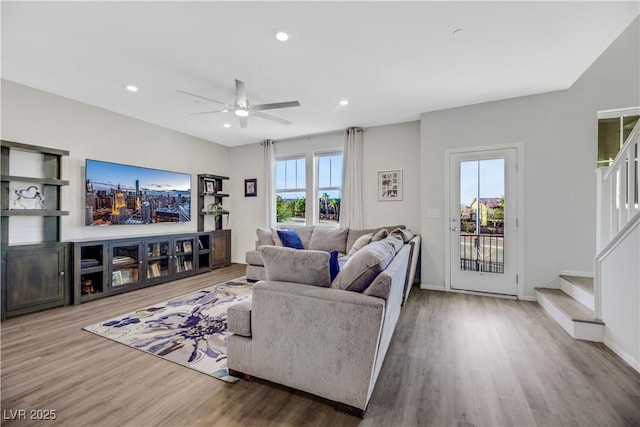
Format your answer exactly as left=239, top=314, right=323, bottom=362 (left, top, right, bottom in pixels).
left=263, top=127, right=366, bottom=144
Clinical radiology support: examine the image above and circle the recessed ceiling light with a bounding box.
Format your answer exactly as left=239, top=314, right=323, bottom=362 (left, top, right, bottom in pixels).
left=223, top=123, right=231, bottom=128
left=339, top=99, right=349, bottom=106
left=125, top=84, right=138, bottom=92
left=453, top=28, right=465, bottom=36
left=222, top=109, right=229, bottom=113
left=276, top=31, right=289, bottom=42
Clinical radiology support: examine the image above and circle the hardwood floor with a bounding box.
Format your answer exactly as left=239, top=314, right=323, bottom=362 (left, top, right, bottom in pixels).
left=2, top=264, right=639, bottom=426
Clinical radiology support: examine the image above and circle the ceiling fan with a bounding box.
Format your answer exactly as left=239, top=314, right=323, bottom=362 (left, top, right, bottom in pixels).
left=177, top=79, right=300, bottom=128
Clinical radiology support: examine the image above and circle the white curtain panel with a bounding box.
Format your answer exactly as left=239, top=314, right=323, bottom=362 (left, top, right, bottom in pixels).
left=341, top=127, right=364, bottom=228
left=263, top=139, right=276, bottom=228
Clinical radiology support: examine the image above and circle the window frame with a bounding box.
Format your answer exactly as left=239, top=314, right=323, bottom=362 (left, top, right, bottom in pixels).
left=275, top=154, right=307, bottom=226
left=314, top=150, right=343, bottom=226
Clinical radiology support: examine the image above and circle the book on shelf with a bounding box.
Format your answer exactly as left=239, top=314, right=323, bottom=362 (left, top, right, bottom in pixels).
left=112, top=271, right=123, bottom=286
left=112, top=256, right=134, bottom=265
left=148, top=262, right=162, bottom=278
left=121, top=269, right=132, bottom=284
left=198, top=239, right=204, bottom=250
left=183, top=241, right=192, bottom=253
left=148, top=242, right=160, bottom=257
left=80, top=259, right=100, bottom=268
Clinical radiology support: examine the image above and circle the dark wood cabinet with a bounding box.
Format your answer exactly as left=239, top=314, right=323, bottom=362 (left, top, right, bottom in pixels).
left=73, top=231, right=221, bottom=304
left=1, top=242, right=69, bottom=319
left=1, top=140, right=71, bottom=320
left=212, top=229, right=231, bottom=268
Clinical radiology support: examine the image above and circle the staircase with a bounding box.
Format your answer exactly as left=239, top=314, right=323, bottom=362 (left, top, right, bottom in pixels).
left=536, top=275, right=604, bottom=342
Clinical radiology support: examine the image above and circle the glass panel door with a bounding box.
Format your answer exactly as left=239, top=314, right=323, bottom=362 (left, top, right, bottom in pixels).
left=146, top=239, right=171, bottom=280
left=110, top=242, right=142, bottom=288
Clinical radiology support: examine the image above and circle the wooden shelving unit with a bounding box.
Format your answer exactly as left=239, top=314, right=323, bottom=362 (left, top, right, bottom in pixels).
left=1, top=140, right=70, bottom=319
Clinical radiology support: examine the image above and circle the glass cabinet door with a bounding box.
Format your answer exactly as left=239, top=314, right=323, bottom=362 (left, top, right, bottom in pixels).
left=110, top=242, right=142, bottom=288
left=174, top=236, right=196, bottom=275
left=146, top=239, right=171, bottom=281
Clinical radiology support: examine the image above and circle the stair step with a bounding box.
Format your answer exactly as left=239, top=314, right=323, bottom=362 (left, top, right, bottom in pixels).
left=559, top=275, right=594, bottom=295
left=535, top=287, right=603, bottom=342
left=559, top=275, right=594, bottom=311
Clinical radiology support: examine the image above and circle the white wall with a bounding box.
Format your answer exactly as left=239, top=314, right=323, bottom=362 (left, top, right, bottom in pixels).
left=1, top=80, right=230, bottom=244
left=228, top=121, right=421, bottom=263
left=420, top=17, right=639, bottom=298
left=228, top=142, right=265, bottom=263
left=600, top=222, right=640, bottom=372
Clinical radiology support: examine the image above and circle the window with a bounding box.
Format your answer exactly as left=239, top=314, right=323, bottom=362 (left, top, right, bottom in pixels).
left=598, top=108, right=639, bottom=167
left=275, top=156, right=306, bottom=225
left=316, top=151, right=343, bottom=225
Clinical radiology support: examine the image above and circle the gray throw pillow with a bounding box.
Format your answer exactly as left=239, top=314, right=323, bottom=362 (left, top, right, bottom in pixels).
left=270, top=228, right=283, bottom=246
left=256, top=228, right=275, bottom=246
left=332, top=238, right=398, bottom=293
left=347, top=233, right=373, bottom=256
left=371, top=228, right=388, bottom=242
left=308, top=227, right=349, bottom=254
left=294, top=226, right=315, bottom=249
left=390, top=227, right=415, bottom=243
left=259, top=246, right=331, bottom=287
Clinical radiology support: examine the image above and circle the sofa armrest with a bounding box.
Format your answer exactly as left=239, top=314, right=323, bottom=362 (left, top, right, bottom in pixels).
left=228, top=301, right=252, bottom=337
left=403, top=235, right=421, bottom=305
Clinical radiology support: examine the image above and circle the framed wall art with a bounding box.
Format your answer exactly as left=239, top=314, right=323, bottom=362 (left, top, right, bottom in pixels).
left=378, top=170, right=403, bottom=201
left=245, top=178, right=257, bottom=197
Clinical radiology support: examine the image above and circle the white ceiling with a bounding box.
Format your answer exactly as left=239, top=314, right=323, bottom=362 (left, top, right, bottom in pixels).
left=2, top=1, right=638, bottom=147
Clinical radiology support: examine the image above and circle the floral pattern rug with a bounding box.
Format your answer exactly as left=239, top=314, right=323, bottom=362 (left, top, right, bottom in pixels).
left=83, top=278, right=252, bottom=383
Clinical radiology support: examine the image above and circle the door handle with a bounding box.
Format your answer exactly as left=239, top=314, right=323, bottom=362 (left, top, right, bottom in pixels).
left=451, top=226, right=458, bottom=232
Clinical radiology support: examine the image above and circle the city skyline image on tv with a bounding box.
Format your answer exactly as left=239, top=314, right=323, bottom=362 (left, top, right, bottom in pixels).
left=85, top=159, right=191, bottom=226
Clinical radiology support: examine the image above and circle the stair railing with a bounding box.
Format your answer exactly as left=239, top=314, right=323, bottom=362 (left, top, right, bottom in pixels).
left=596, top=120, right=639, bottom=253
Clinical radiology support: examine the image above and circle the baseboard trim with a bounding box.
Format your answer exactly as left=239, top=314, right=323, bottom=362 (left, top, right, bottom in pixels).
left=420, top=283, right=445, bottom=291
left=522, top=295, right=538, bottom=302
left=603, top=336, right=640, bottom=374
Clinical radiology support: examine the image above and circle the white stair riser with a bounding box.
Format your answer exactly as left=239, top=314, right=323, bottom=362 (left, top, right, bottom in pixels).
left=536, top=291, right=603, bottom=342
left=560, top=277, right=595, bottom=311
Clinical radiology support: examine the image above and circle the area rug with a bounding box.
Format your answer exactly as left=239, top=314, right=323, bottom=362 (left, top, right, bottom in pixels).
left=83, top=277, right=252, bottom=383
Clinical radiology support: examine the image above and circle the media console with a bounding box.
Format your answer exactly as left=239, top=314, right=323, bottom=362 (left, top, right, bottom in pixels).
left=73, top=230, right=231, bottom=304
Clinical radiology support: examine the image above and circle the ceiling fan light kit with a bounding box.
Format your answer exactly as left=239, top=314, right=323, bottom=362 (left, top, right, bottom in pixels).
left=178, top=78, right=300, bottom=129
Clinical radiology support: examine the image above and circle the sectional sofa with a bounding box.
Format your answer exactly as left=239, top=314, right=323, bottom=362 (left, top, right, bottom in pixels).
left=227, top=225, right=421, bottom=416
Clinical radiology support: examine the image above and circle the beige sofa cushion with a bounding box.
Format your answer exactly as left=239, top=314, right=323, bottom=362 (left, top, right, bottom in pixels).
left=259, top=245, right=332, bottom=287
left=308, top=227, right=349, bottom=254
left=257, top=228, right=275, bottom=246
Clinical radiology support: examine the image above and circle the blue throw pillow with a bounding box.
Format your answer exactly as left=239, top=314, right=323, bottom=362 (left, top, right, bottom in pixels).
left=329, top=250, right=340, bottom=281
left=277, top=229, right=304, bottom=250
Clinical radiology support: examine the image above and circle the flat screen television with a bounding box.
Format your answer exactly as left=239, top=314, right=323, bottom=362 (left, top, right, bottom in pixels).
left=85, top=159, right=191, bottom=226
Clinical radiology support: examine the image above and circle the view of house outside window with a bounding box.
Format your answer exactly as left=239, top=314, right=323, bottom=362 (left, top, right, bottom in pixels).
left=316, top=151, right=343, bottom=225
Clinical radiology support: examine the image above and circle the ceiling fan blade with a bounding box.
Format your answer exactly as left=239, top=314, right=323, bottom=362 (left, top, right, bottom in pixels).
left=235, top=79, right=247, bottom=107
left=252, top=111, right=292, bottom=125
left=176, top=89, right=230, bottom=107
left=251, top=101, right=300, bottom=111
left=239, top=116, right=248, bottom=129
left=189, top=109, right=228, bottom=115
